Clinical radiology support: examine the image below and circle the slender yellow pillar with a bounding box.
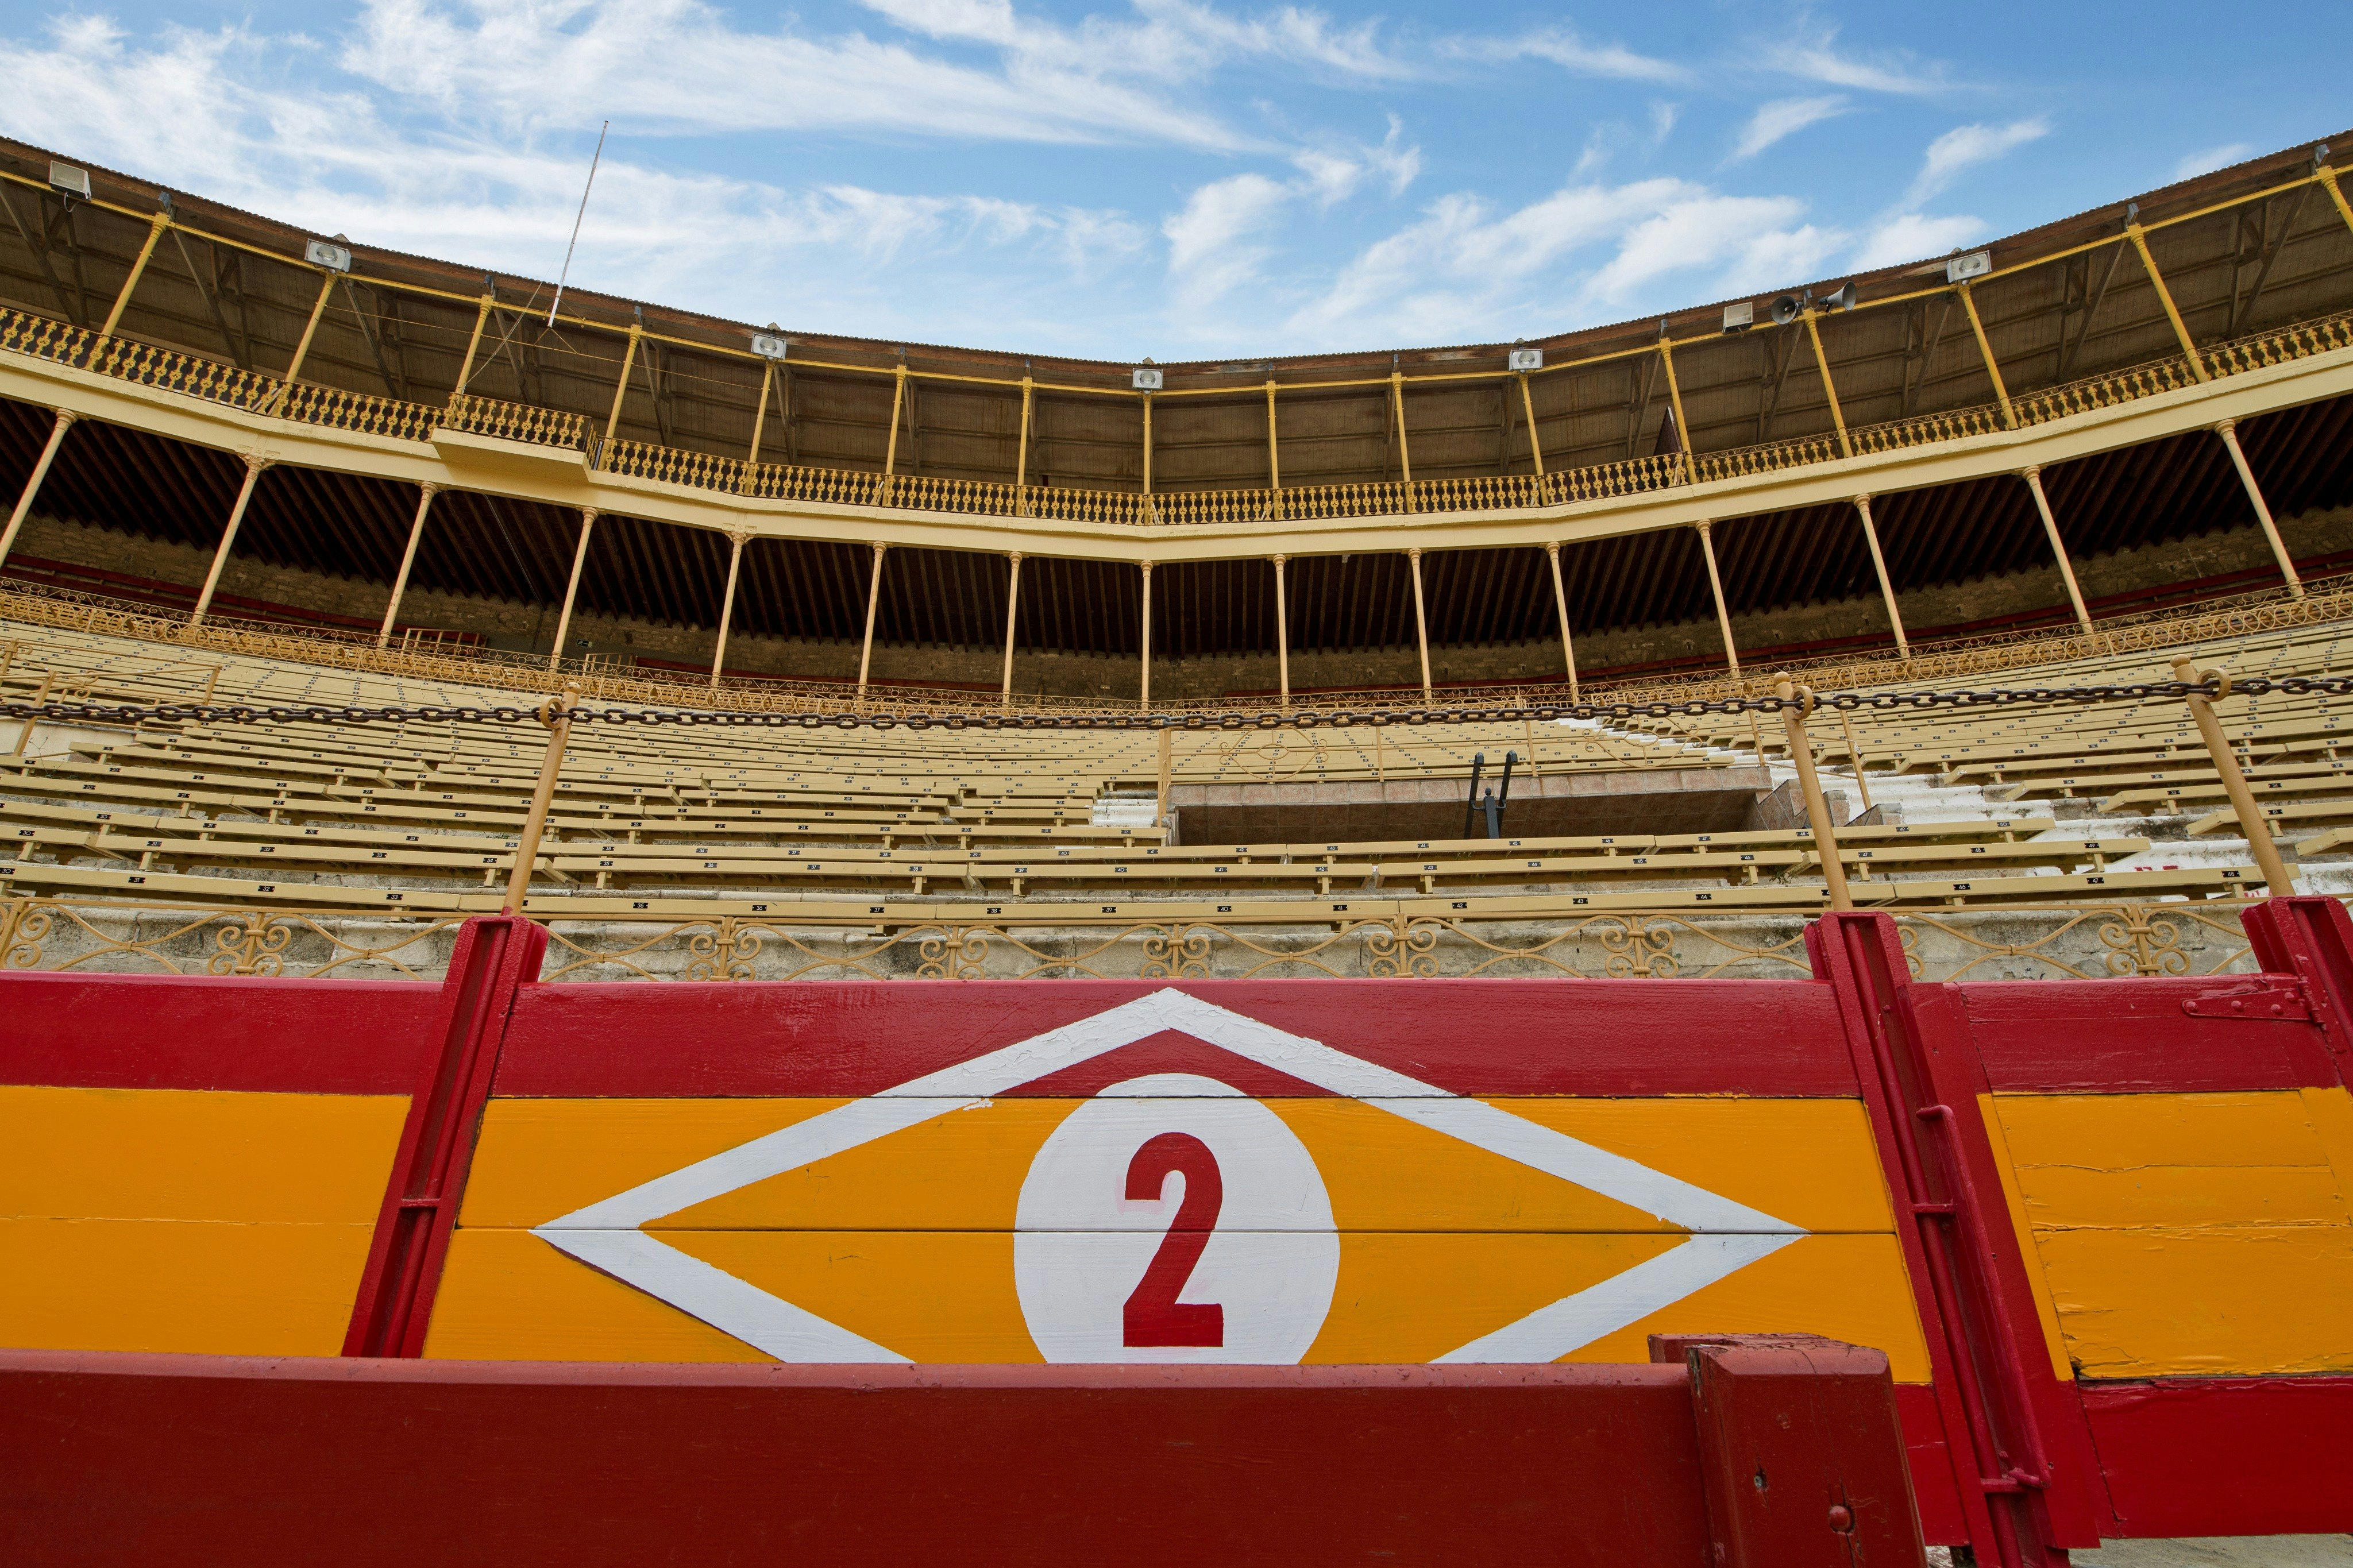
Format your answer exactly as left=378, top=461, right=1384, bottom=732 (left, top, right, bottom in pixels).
left=1271, top=554, right=1290, bottom=708
left=1138, top=559, right=1155, bottom=710
left=1853, top=495, right=1909, bottom=659
left=1519, top=373, right=1545, bottom=476
left=1015, top=376, right=1035, bottom=515
left=98, top=211, right=171, bottom=340
left=1000, top=551, right=1023, bottom=706
left=449, top=293, right=494, bottom=405
left=745, top=361, right=777, bottom=478
left=597, top=323, right=644, bottom=469
left=1406, top=546, right=1432, bottom=700
left=1391, top=373, right=1416, bottom=512
left=1264, top=380, right=1282, bottom=519
left=1801, top=311, right=1852, bottom=458
left=1140, top=394, right=1154, bottom=497
left=0, top=410, right=77, bottom=570
left=2128, top=222, right=2210, bottom=382
left=2214, top=418, right=2304, bottom=597
left=546, top=508, right=598, bottom=669
left=2319, top=162, right=2353, bottom=240
left=709, top=530, right=749, bottom=688
left=376, top=481, right=439, bottom=648
left=190, top=455, right=271, bottom=625
left=1957, top=281, right=2017, bottom=428
left=2020, top=467, right=2092, bottom=634
left=259, top=272, right=339, bottom=415
left=856, top=541, right=887, bottom=702
left=877, top=362, right=907, bottom=506
left=1657, top=335, right=1697, bottom=478
left=1695, top=520, right=1738, bottom=676
left=1543, top=542, right=1579, bottom=704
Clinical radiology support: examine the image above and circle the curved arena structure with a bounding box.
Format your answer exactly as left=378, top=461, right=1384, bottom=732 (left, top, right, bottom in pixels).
left=3, top=132, right=2353, bottom=708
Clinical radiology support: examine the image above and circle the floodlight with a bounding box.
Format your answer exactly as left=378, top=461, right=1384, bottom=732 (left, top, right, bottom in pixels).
left=750, top=334, right=789, bottom=361
left=305, top=239, right=352, bottom=273
left=1507, top=347, right=1542, bottom=372
left=1722, top=301, right=1754, bottom=335
left=1945, top=250, right=1992, bottom=285
left=1132, top=366, right=1164, bottom=391
left=48, top=162, right=90, bottom=202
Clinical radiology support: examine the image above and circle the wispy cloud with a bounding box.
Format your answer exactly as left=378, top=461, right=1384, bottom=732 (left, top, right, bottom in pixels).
left=1766, top=31, right=1957, bottom=96
left=2172, top=142, right=2254, bottom=182
left=1905, top=118, right=2048, bottom=206
left=1449, top=25, right=1689, bottom=84
left=1853, top=211, right=1984, bottom=271
left=1727, top=96, right=1848, bottom=162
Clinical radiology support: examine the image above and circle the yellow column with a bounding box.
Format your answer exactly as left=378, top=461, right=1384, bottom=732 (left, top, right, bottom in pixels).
left=98, top=211, right=171, bottom=340
left=1519, top=372, right=1545, bottom=475
left=260, top=272, right=338, bottom=414
left=2319, top=162, right=2353, bottom=239
left=1271, top=554, right=1290, bottom=709
left=1264, top=379, right=1282, bottom=519
left=2128, top=222, right=2210, bottom=382
left=546, top=508, right=598, bottom=669
left=2213, top=418, right=2304, bottom=597
left=1658, top=335, right=1698, bottom=478
left=1406, top=546, right=1432, bottom=700
left=877, top=362, right=907, bottom=506
left=1015, top=376, right=1035, bottom=515
left=449, top=292, right=494, bottom=405
left=597, top=323, right=643, bottom=469
left=744, top=360, right=777, bottom=480
left=1138, top=559, right=1155, bottom=710
left=709, top=530, right=749, bottom=688
left=2020, top=467, right=2092, bottom=634
left=1853, top=495, right=1910, bottom=659
left=1957, top=281, right=2017, bottom=428
left=376, top=481, right=439, bottom=648
left=1695, top=520, right=1738, bottom=675
left=856, top=541, right=887, bottom=702
left=1000, top=551, right=1023, bottom=706
left=0, top=410, right=78, bottom=570
left=1543, top=542, right=1579, bottom=703
left=1391, top=372, right=1417, bottom=512
left=1140, top=393, right=1154, bottom=497
left=190, top=455, right=271, bottom=625
left=1800, top=311, right=1853, bottom=458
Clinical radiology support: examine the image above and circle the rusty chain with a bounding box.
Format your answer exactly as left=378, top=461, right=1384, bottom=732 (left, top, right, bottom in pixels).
left=0, top=676, right=2343, bottom=733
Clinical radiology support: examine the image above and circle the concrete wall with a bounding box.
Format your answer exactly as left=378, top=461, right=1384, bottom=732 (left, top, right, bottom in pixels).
left=12, top=500, right=2350, bottom=700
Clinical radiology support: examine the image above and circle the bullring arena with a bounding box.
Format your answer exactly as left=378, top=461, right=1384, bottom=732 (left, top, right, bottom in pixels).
left=4, top=129, right=2353, bottom=1566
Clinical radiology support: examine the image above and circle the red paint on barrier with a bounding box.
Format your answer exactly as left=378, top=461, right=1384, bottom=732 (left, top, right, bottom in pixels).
left=2079, top=1374, right=2353, bottom=1538
left=1955, top=978, right=2339, bottom=1094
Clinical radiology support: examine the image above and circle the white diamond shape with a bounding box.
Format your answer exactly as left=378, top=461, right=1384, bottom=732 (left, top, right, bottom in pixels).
left=536, top=988, right=1804, bottom=1363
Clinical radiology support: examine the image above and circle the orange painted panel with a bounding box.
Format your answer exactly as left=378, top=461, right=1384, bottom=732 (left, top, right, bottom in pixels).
left=0, top=1086, right=406, bottom=1355
left=1992, top=1088, right=2353, bottom=1378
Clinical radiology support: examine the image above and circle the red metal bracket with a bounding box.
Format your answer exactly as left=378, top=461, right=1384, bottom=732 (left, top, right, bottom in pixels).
left=2180, top=983, right=2311, bottom=1021
left=2243, top=896, right=2353, bottom=1084
left=1807, top=913, right=2097, bottom=1567
left=342, top=915, right=547, bottom=1358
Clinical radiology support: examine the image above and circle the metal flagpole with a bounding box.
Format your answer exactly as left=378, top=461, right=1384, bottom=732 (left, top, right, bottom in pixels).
left=547, top=121, right=610, bottom=329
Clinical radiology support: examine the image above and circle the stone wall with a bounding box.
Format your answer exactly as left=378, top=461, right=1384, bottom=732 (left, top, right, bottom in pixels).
left=12, top=499, right=2349, bottom=700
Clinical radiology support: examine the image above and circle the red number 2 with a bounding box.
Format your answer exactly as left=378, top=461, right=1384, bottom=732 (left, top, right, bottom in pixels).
left=1122, top=1133, right=1225, bottom=1347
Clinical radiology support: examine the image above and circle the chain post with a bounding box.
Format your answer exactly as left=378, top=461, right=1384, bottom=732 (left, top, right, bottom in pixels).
left=503, top=686, right=579, bottom=914
left=2170, top=655, right=2297, bottom=894
left=1779, top=681, right=1853, bottom=910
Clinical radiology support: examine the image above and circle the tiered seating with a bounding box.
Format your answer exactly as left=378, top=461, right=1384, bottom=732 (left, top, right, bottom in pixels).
left=0, top=617, right=2287, bottom=919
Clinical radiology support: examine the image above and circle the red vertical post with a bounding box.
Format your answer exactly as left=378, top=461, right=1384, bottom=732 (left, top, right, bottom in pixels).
left=2243, top=895, right=2353, bottom=1086
left=1808, top=912, right=2100, bottom=1566
left=343, top=915, right=547, bottom=1358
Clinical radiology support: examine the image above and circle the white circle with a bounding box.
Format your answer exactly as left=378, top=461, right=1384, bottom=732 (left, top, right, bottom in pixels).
left=1014, top=1073, right=1338, bottom=1364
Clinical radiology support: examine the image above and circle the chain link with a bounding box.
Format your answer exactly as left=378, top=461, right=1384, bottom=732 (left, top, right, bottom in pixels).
left=2, top=676, right=2343, bottom=733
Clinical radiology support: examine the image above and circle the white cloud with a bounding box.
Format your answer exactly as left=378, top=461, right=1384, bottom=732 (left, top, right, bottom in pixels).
left=2173, top=142, right=2254, bottom=182
left=1853, top=212, right=1985, bottom=271
left=1728, top=96, right=1848, bottom=163
left=1766, top=32, right=1956, bottom=96
left=1905, top=118, right=2049, bottom=207
left=1451, top=26, right=1688, bottom=84
left=1163, top=173, right=1294, bottom=309
left=1649, top=102, right=1681, bottom=144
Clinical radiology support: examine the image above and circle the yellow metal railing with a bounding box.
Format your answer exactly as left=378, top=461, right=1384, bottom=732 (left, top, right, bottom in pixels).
left=8, top=302, right=2353, bottom=531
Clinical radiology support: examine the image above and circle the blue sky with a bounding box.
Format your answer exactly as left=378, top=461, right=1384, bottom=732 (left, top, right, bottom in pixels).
left=5, top=1, right=2348, bottom=359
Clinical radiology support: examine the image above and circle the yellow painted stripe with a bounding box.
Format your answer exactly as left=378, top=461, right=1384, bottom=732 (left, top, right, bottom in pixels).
left=1977, top=1093, right=2073, bottom=1381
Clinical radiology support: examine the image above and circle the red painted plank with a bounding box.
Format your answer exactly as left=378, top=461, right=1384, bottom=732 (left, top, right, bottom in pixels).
left=495, top=978, right=1857, bottom=1098
left=1953, top=979, right=2337, bottom=1093
left=2079, top=1375, right=2353, bottom=1538
left=0, top=1350, right=1722, bottom=1568
left=0, top=972, right=439, bottom=1094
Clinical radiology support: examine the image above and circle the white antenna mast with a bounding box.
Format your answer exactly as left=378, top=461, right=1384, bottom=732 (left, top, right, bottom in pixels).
left=547, top=119, right=609, bottom=329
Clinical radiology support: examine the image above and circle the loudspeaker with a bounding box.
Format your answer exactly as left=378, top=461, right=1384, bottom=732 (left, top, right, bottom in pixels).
left=1770, top=295, right=1803, bottom=326
left=1819, top=281, right=1857, bottom=312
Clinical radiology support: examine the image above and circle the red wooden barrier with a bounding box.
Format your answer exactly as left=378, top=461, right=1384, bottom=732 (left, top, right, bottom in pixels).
left=5, top=900, right=2352, bottom=1566
left=0, top=1338, right=1922, bottom=1568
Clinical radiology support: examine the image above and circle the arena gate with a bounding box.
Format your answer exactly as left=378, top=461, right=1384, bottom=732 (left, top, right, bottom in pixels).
left=4, top=902, right=2352, bottom=1565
